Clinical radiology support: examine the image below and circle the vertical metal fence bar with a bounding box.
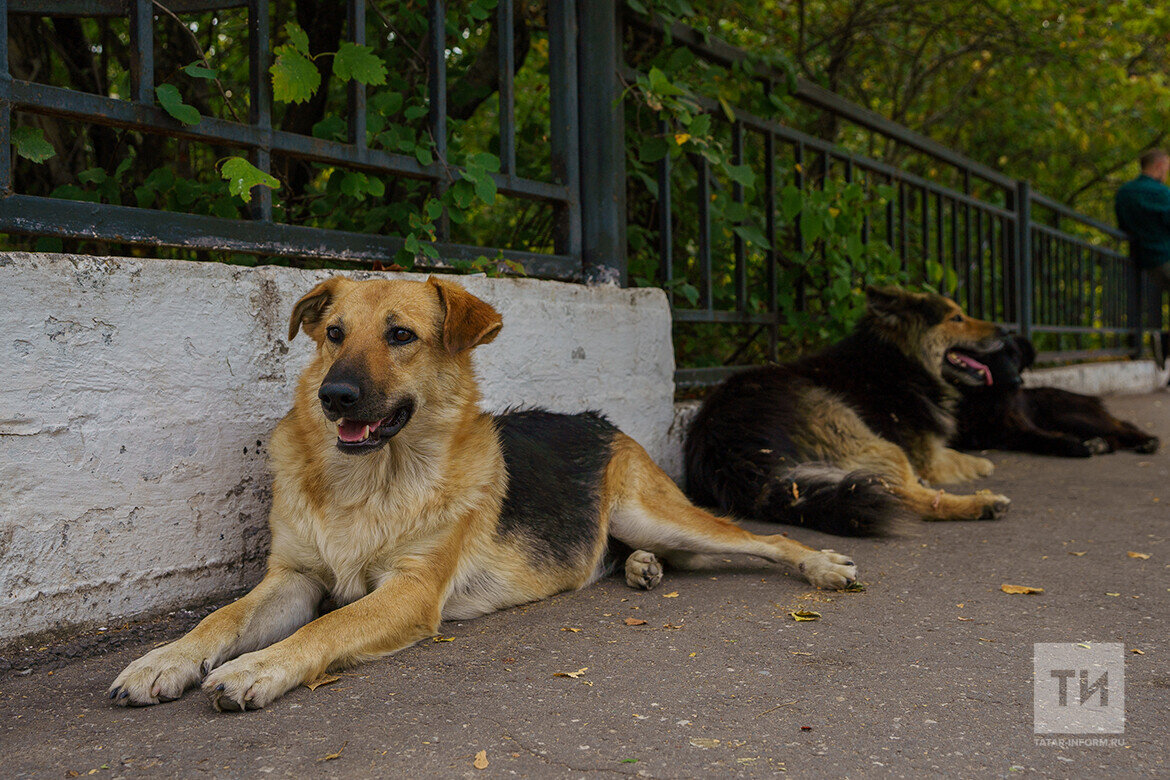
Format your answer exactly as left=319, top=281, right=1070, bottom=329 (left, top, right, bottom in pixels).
left=656, top=118, right=672, bottom=290
left=1015, top=181, right=1031, bottom=339
left=547, top=0, right=580, bottom=259
left=697, top=155, right=712, bottom=310
left=732, top=121, right=746, bottom=311
left=248, top=0, right=273, bottom=221
left=429, top=0, right=450, bottom=240
left=921, top=185, right=930, bottom=277
left=129, top=0, right=154, bottom=105
left=497, top=0, right=515, bottom=176
left=0, top=0, right=10, bottom=195
left=885, top=173, right=895, bottom=258
left=949, top=196, right=958, bottom=296
left=765, top=127, right=777, bottom=360
left=577, top=0, right=626, bottom=284
left=794, top=143, right=806, bottom=312
left=974, top=207, right=984, bottom=317
left=934, top=191, right=943, bottom=288
left=898, top=181, right=908, bottom=271
left=347, top=0, right=367, bottom=151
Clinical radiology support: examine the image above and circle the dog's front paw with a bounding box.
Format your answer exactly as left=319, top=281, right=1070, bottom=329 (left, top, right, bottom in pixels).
left=798, top=549, right=857, bottom=590
left=1084, top=437, right=1111, bottom=455
left=625, top=550, right=664, bottom=590
left=1134, top=437, right=1160, bottom=455
left=202, top=649, right=302, bottom=712
left=976, top=491, right=1011, bottom=520
left=108, top=643, right=206, bottom=707
left=967, top=455, right=995, bottom=478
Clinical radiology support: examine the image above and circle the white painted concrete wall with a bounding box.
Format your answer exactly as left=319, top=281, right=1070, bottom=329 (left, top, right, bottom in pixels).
left=0, top=253, right=674, bottom=644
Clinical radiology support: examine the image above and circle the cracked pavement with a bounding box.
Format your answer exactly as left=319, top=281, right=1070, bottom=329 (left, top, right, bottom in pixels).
left=2, top=392, right=1168, bottom=778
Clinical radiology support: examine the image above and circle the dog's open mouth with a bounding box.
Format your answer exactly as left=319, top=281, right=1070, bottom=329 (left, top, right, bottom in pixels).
left=944, top=349, right=993, bottom=387
left=335, top=400, right=414, bottom=453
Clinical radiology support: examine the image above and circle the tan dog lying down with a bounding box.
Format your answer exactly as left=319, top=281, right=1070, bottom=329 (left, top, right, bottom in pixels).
left=109, top=276, right=858, bottom=711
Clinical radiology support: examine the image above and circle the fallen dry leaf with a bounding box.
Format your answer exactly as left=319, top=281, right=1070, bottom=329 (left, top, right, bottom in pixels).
left=1001, top=584, right=1044, bottom=595
left=789, top=610, right=821, bottom=621
left=561, top=627, right=582, bottom=633
left=662, top=622, right=684, bottom=629
left=689, top=738, right=720, bottom=749
left=790, top=651, right=812, bottom=656
left=553, top=667, right=588, bottom=679
left=1127, top=551, right=1151, bottom=560
left=474, top=750, right=489, bottom=770
left=1069, top=551, right=1087, bottom=556
left=433, top=636, right=455, bottom=642
left=662, top=591, right=679, bottom=598
left=1131, top=648, right=1145, bottom=655
left=957, top=616, right=974, bottom=621
left=624, top=618, right=648, bottom=626
left=319, top=741, right=347, bottom=761
left=305, top=673, right=340, bottom=691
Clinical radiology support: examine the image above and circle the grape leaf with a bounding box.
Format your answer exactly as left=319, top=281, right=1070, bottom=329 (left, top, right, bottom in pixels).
left=12, top=127, right=56, bottom=163
left=333, top=42, right=387, bottom=86
left=220, top=156, right=280, bottom=203
left=155, top=84, right=201, bottom=126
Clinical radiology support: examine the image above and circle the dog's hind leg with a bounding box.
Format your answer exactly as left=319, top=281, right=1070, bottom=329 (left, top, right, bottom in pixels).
left=604, top=435, right=858, bottom=590
left=841, top=437, right=1010, bottom=521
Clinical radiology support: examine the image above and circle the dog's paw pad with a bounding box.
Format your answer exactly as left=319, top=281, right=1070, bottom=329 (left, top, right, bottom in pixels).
left=1084, top=437, right=1110, bottom=455
left=1135, top=438, right=1159, bottom=455
left=798, top=549, right=857, bottom=590
left=202, top=653, right=294, bottom=712
left=978, top=495, right=1011, bottom=520
left=624, top=550, right=663, bottom=590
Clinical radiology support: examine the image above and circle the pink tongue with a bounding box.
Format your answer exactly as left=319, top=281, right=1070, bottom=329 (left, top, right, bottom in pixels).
left=954, top=354, right=993, bottom=386
left=337, top=419, right=381, bottom=443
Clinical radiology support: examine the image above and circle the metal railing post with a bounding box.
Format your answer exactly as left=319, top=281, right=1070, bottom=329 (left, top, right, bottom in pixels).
left=1015, top=180, right=1032, bottom=341
left=577, top=0, right=626, bottom=285
left=1128, top=252, right=1143, bottom=358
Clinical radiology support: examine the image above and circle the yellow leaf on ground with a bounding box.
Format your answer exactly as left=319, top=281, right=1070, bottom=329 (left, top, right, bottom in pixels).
left=433, top=636, right=455, bottom=642
left=562, top=627, right=582, bottom=633
left=624, top=618, right=648, bottom=626
left=553, top=667, right=588, bottom=679
left=1131, top=648, right=1145, bottom=655
left=1069, top=551, right=1087, bottom=556
left=474, top=750, right=489, bottom=770
left=689, top=738, right=721, bottom=749
left=1127, top=551, right=1151, bottom=560
left=305, top=673, right=340, bottom=691
left=789, top=610, right=821, bottom=621
left=663, top=591, right=679, bottom=598
left=1001, top=584, right=1044, bottom=595
left=319, top=741, right=347, bottom=761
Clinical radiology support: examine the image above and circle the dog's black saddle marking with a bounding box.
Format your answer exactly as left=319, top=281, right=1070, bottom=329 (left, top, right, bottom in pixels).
left=494, top=409, right=618, bottom=563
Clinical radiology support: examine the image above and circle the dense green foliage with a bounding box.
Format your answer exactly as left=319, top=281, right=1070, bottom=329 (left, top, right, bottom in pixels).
left=9, top=0, right=1161, bottom=366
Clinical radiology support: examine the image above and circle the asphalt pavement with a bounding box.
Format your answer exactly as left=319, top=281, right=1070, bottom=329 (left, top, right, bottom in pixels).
left=3, top=392, right=1168, bottom=779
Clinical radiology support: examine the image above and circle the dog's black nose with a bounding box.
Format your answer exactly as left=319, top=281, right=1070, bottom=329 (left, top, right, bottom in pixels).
left=319, top=381, right=361, bottom=413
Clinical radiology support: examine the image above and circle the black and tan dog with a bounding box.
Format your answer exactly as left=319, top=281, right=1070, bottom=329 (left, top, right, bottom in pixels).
left=108, top=276, right=858, bottom=711
left=953, top=335, right=1159, bottom=457
left=685, top=286, right=1011, bottom=536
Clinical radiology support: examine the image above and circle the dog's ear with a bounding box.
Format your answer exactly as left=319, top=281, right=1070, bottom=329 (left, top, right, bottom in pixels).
left=865, top=285, right=909, bottom=325
left=427, top=276, right=503, bottom=353
left=1013, top=334, right=1037, bottom=369
left=288, top=276, right=347, bottom=341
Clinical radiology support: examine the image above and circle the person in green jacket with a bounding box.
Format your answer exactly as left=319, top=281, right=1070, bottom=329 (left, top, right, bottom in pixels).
left=1115, top=148, right=1170, bottom=368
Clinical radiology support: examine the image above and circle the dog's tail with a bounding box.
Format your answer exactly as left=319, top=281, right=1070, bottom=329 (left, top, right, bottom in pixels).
left=758, top=463, right=903, bottom=536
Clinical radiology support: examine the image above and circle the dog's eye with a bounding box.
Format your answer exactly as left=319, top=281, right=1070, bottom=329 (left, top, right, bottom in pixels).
left=950, top=314, right=964, bottom=322
left=326, top=326, right=344, bottom=343
left=388, top=327, right=417, bottom=345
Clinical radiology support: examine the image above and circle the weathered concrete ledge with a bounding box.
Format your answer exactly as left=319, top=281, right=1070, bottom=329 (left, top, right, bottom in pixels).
left=0, top=253, right=674, bottom=645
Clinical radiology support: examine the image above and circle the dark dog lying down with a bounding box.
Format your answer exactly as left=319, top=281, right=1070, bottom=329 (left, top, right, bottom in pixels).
left=953, top=335, right=1159, bottom=457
